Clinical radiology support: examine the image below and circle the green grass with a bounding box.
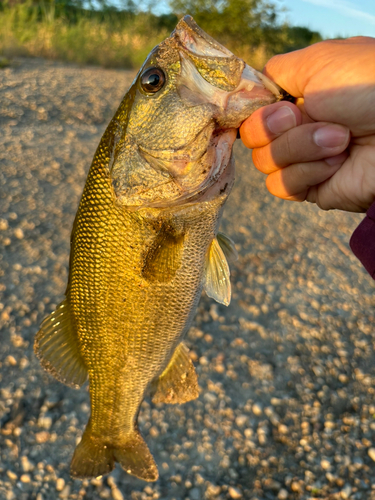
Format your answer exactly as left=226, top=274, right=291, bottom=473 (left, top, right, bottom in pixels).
left=0, top=4, right=169, bottom=69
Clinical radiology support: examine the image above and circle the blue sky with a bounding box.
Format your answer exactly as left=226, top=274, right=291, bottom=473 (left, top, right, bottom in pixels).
left=276, top=0, right=375, bottom=38
left=154, top=0, right=375, bottom=39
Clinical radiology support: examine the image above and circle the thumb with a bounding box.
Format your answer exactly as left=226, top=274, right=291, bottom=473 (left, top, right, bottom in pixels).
left=262, top=45, right=322, bottom=98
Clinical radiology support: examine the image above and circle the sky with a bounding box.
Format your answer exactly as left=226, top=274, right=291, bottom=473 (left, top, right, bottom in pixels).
left=276, top=0, right=375, bottom=39
left=154, top=0, right=375, bottom=39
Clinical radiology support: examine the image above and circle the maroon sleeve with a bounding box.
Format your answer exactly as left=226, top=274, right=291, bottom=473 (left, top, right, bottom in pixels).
left=350, top=202, right=375, bottom=279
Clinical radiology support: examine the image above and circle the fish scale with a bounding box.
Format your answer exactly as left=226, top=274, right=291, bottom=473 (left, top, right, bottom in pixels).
left=34, top=15, right=283, bottom=481
left=71, top=144, right=223, bottom=433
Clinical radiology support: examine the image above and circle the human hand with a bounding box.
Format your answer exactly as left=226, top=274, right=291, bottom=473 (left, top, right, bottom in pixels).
left=240, top=37, right=375, bottom=213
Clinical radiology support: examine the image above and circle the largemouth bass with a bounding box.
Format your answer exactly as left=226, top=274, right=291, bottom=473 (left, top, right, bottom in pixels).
left=34, top=15, right=283, bottom=481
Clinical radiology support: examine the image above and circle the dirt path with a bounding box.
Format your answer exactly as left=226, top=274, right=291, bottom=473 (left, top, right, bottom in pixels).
left=1, top=58, right=375, bottom=500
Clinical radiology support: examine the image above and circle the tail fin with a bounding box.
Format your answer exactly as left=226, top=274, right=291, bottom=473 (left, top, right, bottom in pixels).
left=113, top=433, right=158, bottom=481
left=70, top=426, right=114, bottom=479
left=70, top=424, right=158, bottom=482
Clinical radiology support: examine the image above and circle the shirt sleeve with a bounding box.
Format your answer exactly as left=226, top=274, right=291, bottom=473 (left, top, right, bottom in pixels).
left=349, top=202, right=375, bottom=279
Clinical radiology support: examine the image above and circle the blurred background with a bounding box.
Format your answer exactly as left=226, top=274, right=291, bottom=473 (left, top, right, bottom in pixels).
left=0, top=0, right=373, bottom=70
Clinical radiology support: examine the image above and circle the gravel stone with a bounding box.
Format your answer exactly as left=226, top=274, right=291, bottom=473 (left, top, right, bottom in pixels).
left=56, top=478, right=65, bottom=491
left=277, top=489, right=288, bottom=500
left=320, top=459, right=331, bottom=470
left=228, top=486, right=242, bottom=499
left=341, top=485, right=352, bottom=499
left=1, top=57, right=375, bottom=500
left=252, top=403, right=262, bottom=416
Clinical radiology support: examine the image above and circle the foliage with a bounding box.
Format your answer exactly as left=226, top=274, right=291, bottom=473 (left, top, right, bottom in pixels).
left=0, top=0, right=323, bottom=69
left=282, top=26, right=322, bottom=52
left=169, top=0, right=282, bottom=48
left=0, top=1, right=169, bottom=68
left=169, top=0, right=322, bottom=66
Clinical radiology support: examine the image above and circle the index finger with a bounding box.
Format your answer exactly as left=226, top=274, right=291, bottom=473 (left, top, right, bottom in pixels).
left=263, top=37, right=375, bottom=98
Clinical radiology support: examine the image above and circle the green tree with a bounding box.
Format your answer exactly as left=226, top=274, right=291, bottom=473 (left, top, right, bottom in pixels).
left=169, top=0, right=284, bottom=51
left=283, top=26, right=322, bottom=52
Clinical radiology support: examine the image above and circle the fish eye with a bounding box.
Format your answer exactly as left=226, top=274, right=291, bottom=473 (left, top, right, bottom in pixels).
left=140, top=67, right=165, bottom=94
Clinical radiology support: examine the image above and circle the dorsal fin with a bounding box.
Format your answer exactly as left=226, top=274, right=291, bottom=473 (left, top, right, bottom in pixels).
left=34, top=299, right=87, bottom=389
left=203, top=237, right=231, bottom=306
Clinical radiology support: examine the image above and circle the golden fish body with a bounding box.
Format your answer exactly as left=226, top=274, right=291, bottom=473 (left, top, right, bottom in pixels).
left=68, top=160, right=226, bottom=480
left=34, top=15, right=282, bottom=481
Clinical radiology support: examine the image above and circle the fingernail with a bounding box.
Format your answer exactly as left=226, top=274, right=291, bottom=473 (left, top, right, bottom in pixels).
left=313, top=125, right=349, bottom=148
left=266, top=106, right=296, bottom=134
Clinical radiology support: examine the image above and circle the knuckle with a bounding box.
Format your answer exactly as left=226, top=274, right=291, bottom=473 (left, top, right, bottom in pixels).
left=295, top=161, right=311, bottom=180
left=284, top=132, right=294, bottom=164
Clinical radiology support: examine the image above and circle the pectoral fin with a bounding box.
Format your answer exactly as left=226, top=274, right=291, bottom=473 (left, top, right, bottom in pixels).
left=142, top=226, right=184, bottom=283
left=151, top=343, right=199, bottom=404
left=217, top=232, right=238, bottom=263
left=203, top=237, right=231, bottom=306
left=34, top=299, right=87, bottom=389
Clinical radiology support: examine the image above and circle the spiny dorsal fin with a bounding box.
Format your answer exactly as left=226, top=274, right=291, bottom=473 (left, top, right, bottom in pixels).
left=217, top=232, right=238, bottom=263
left=142, top=226, right=184, bottom=283
left=34, top=299, right=87, bottom=389
left=203, top=237, right=231, bottom=306
left=151, top=343, right=199, bottom=404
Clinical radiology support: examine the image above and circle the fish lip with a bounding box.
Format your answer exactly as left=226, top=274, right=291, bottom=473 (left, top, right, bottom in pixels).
left=244, top=66, right=282, bottom=98
left=175, top=15, right=233, bottom=58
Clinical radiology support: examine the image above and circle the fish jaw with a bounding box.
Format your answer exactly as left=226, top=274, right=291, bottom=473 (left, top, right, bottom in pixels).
left=177, top=48, right=281, bottom=129
left=174, top=15, right=234, bottom=59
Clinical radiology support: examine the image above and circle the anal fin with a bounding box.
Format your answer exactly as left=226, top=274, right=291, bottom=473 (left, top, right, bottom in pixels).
left=151, top=343, right=199, bottom=404
left=34, top=299, right=87, bottom=389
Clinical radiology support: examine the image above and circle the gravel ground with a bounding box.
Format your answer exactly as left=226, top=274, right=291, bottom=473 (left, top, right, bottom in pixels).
left=1, top=58, right=375, bottom=500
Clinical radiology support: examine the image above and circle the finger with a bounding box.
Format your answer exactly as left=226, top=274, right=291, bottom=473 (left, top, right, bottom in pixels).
left=252, top=122, right=350, bottom=174
left=240, top=102, right=301, bottom=148
left=263, top=49, right=316, bottom=97
left=262, top=43, right=336, bottom=97
left=240, top=102, right=301, bottom=149
left=265, top=154, right=348, bottom=202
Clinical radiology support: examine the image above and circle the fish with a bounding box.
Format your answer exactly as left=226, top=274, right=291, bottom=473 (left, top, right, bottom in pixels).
left=34, top=15, right=283, bottom=482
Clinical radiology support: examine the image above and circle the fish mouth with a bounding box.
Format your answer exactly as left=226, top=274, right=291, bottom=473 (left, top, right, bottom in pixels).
left=175, top=24, right=282, bottom=131
left=176, top=15, right=294, bottom=104
left=175, top=15, right=234, bottom=59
